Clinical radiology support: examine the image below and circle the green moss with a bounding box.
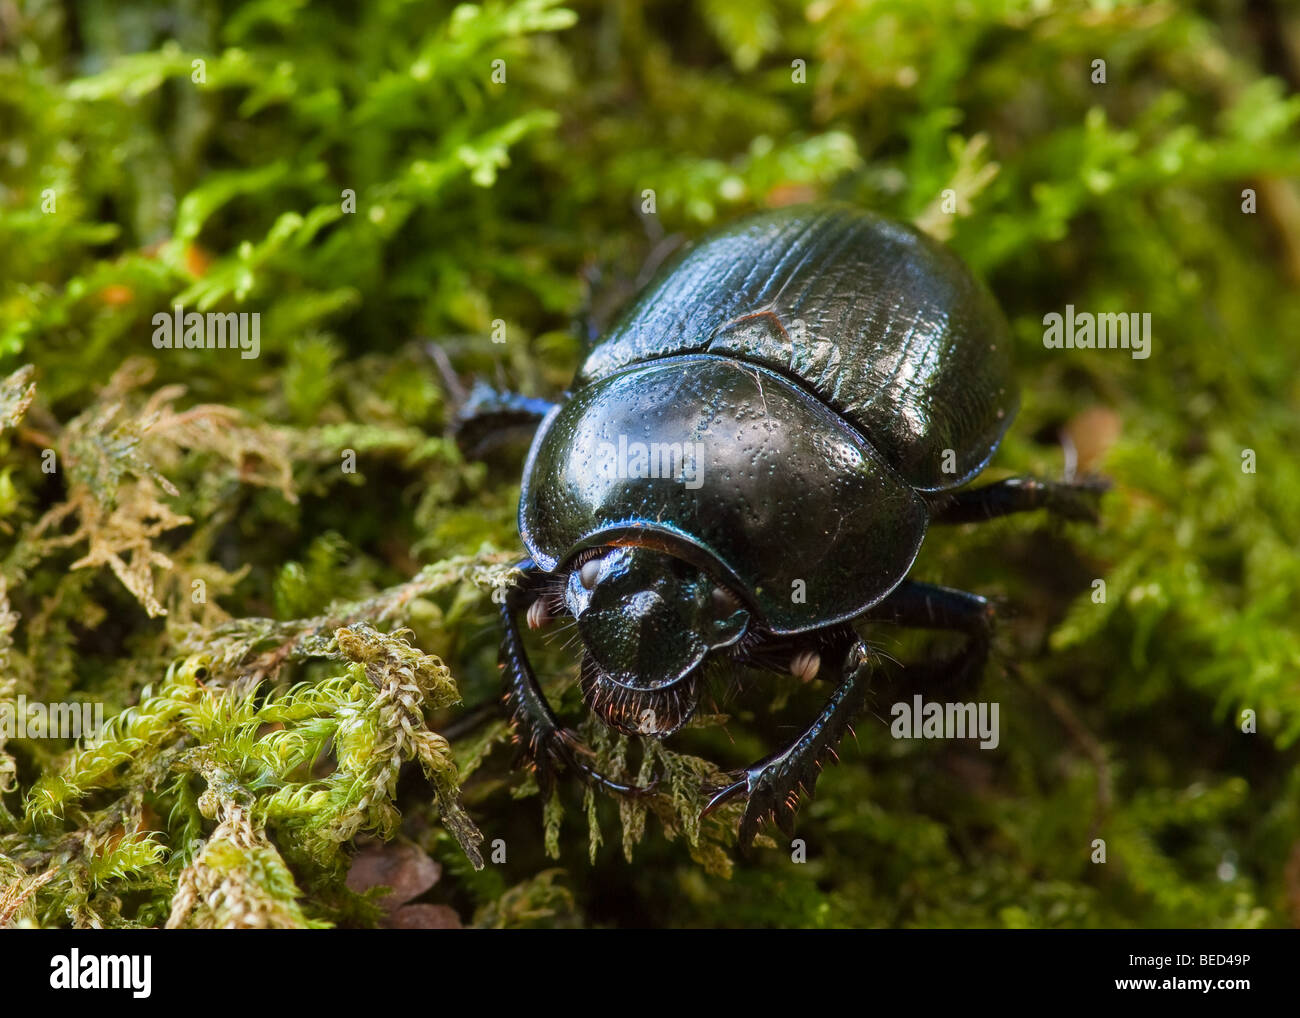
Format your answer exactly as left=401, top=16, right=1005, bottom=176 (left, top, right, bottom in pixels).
left=2, top=0, right=1299, bottom=927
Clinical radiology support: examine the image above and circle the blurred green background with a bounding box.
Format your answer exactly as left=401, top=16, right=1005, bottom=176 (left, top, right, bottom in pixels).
left=1, top=0, right=1298, bottom=928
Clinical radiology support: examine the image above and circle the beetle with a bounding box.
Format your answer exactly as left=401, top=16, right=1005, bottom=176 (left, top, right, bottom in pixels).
left=454, top=202, right=1104, bottom=849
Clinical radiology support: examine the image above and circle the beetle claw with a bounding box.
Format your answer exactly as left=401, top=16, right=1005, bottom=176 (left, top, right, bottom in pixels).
left=574, top=756, right=661, bottom=797
left=700, top=776, right=748, bottom=818
left=701, top=762, right=794, bottom=851
left=549, top=728, right=660, bottom=797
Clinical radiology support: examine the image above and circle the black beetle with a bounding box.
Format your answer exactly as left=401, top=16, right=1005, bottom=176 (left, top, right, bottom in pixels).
left=455, top=202, right=1104, bottom=849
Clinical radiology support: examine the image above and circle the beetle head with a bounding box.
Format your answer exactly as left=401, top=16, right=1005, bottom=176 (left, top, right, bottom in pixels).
left=562, top=545, right=749, bottom=738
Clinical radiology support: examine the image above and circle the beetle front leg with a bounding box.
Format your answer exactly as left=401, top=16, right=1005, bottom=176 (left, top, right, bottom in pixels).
left=928, top=476, right=1109, bottom=525
left=702, top=639, right=872, bottom=850
left=500, top=559, right=654, bottom=798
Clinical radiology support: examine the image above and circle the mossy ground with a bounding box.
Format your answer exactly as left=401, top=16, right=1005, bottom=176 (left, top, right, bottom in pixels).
left=1, top=0, right=1298, bottom=928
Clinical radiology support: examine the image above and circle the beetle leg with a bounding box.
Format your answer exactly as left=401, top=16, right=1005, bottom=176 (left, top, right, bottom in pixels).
left=861, top=581, right=996, bottom=692
left=702, top=639, right=872, bottom=851
left=452, top=382, right=558, bottom=459
left=861, top=581, right=995, bottom=639
left=928, top=476, right=1109, bottom=525
left=500, top=559, right=657, bottom=798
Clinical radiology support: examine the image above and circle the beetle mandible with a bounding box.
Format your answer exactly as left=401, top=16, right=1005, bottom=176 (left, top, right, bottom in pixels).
left=454, top=203, right=1104, bottom=849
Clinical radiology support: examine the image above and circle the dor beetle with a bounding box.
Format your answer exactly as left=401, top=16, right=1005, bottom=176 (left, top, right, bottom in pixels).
left=454, top=202, right=1104, bottom=849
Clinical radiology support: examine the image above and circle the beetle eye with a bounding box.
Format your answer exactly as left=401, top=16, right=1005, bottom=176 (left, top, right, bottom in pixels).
left=579, top=558, right=602, bottom=590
